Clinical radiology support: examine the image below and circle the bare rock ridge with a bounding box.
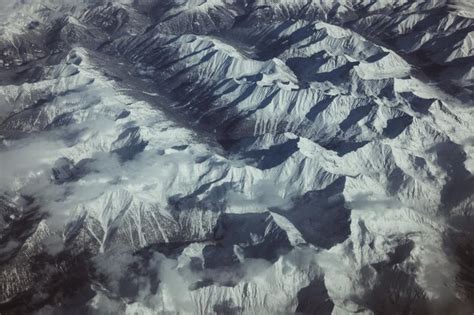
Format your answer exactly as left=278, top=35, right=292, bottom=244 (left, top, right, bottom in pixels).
left=0, top=0, right=473, bottom=313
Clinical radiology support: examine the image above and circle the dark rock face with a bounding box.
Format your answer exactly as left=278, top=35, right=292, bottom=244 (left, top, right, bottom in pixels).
left=296, top=277, right=334, bottom=315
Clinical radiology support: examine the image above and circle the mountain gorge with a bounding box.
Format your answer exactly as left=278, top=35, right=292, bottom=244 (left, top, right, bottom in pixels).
left=0, top=0, right=473, bottom=313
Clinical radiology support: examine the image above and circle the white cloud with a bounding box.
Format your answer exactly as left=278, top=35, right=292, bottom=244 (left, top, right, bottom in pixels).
left=227, top=179, right=294, bottom=210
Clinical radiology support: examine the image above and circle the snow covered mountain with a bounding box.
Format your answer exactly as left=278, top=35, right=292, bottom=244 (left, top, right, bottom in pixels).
left=0, top=0, right=473, bottom=313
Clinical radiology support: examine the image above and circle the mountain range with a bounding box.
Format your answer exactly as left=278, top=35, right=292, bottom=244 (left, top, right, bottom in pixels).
left=0, top=0, right=473, bottom=313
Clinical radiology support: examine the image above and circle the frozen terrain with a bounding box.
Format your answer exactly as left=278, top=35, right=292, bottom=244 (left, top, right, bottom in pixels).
left=0, top=0, right=473, bottom=314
